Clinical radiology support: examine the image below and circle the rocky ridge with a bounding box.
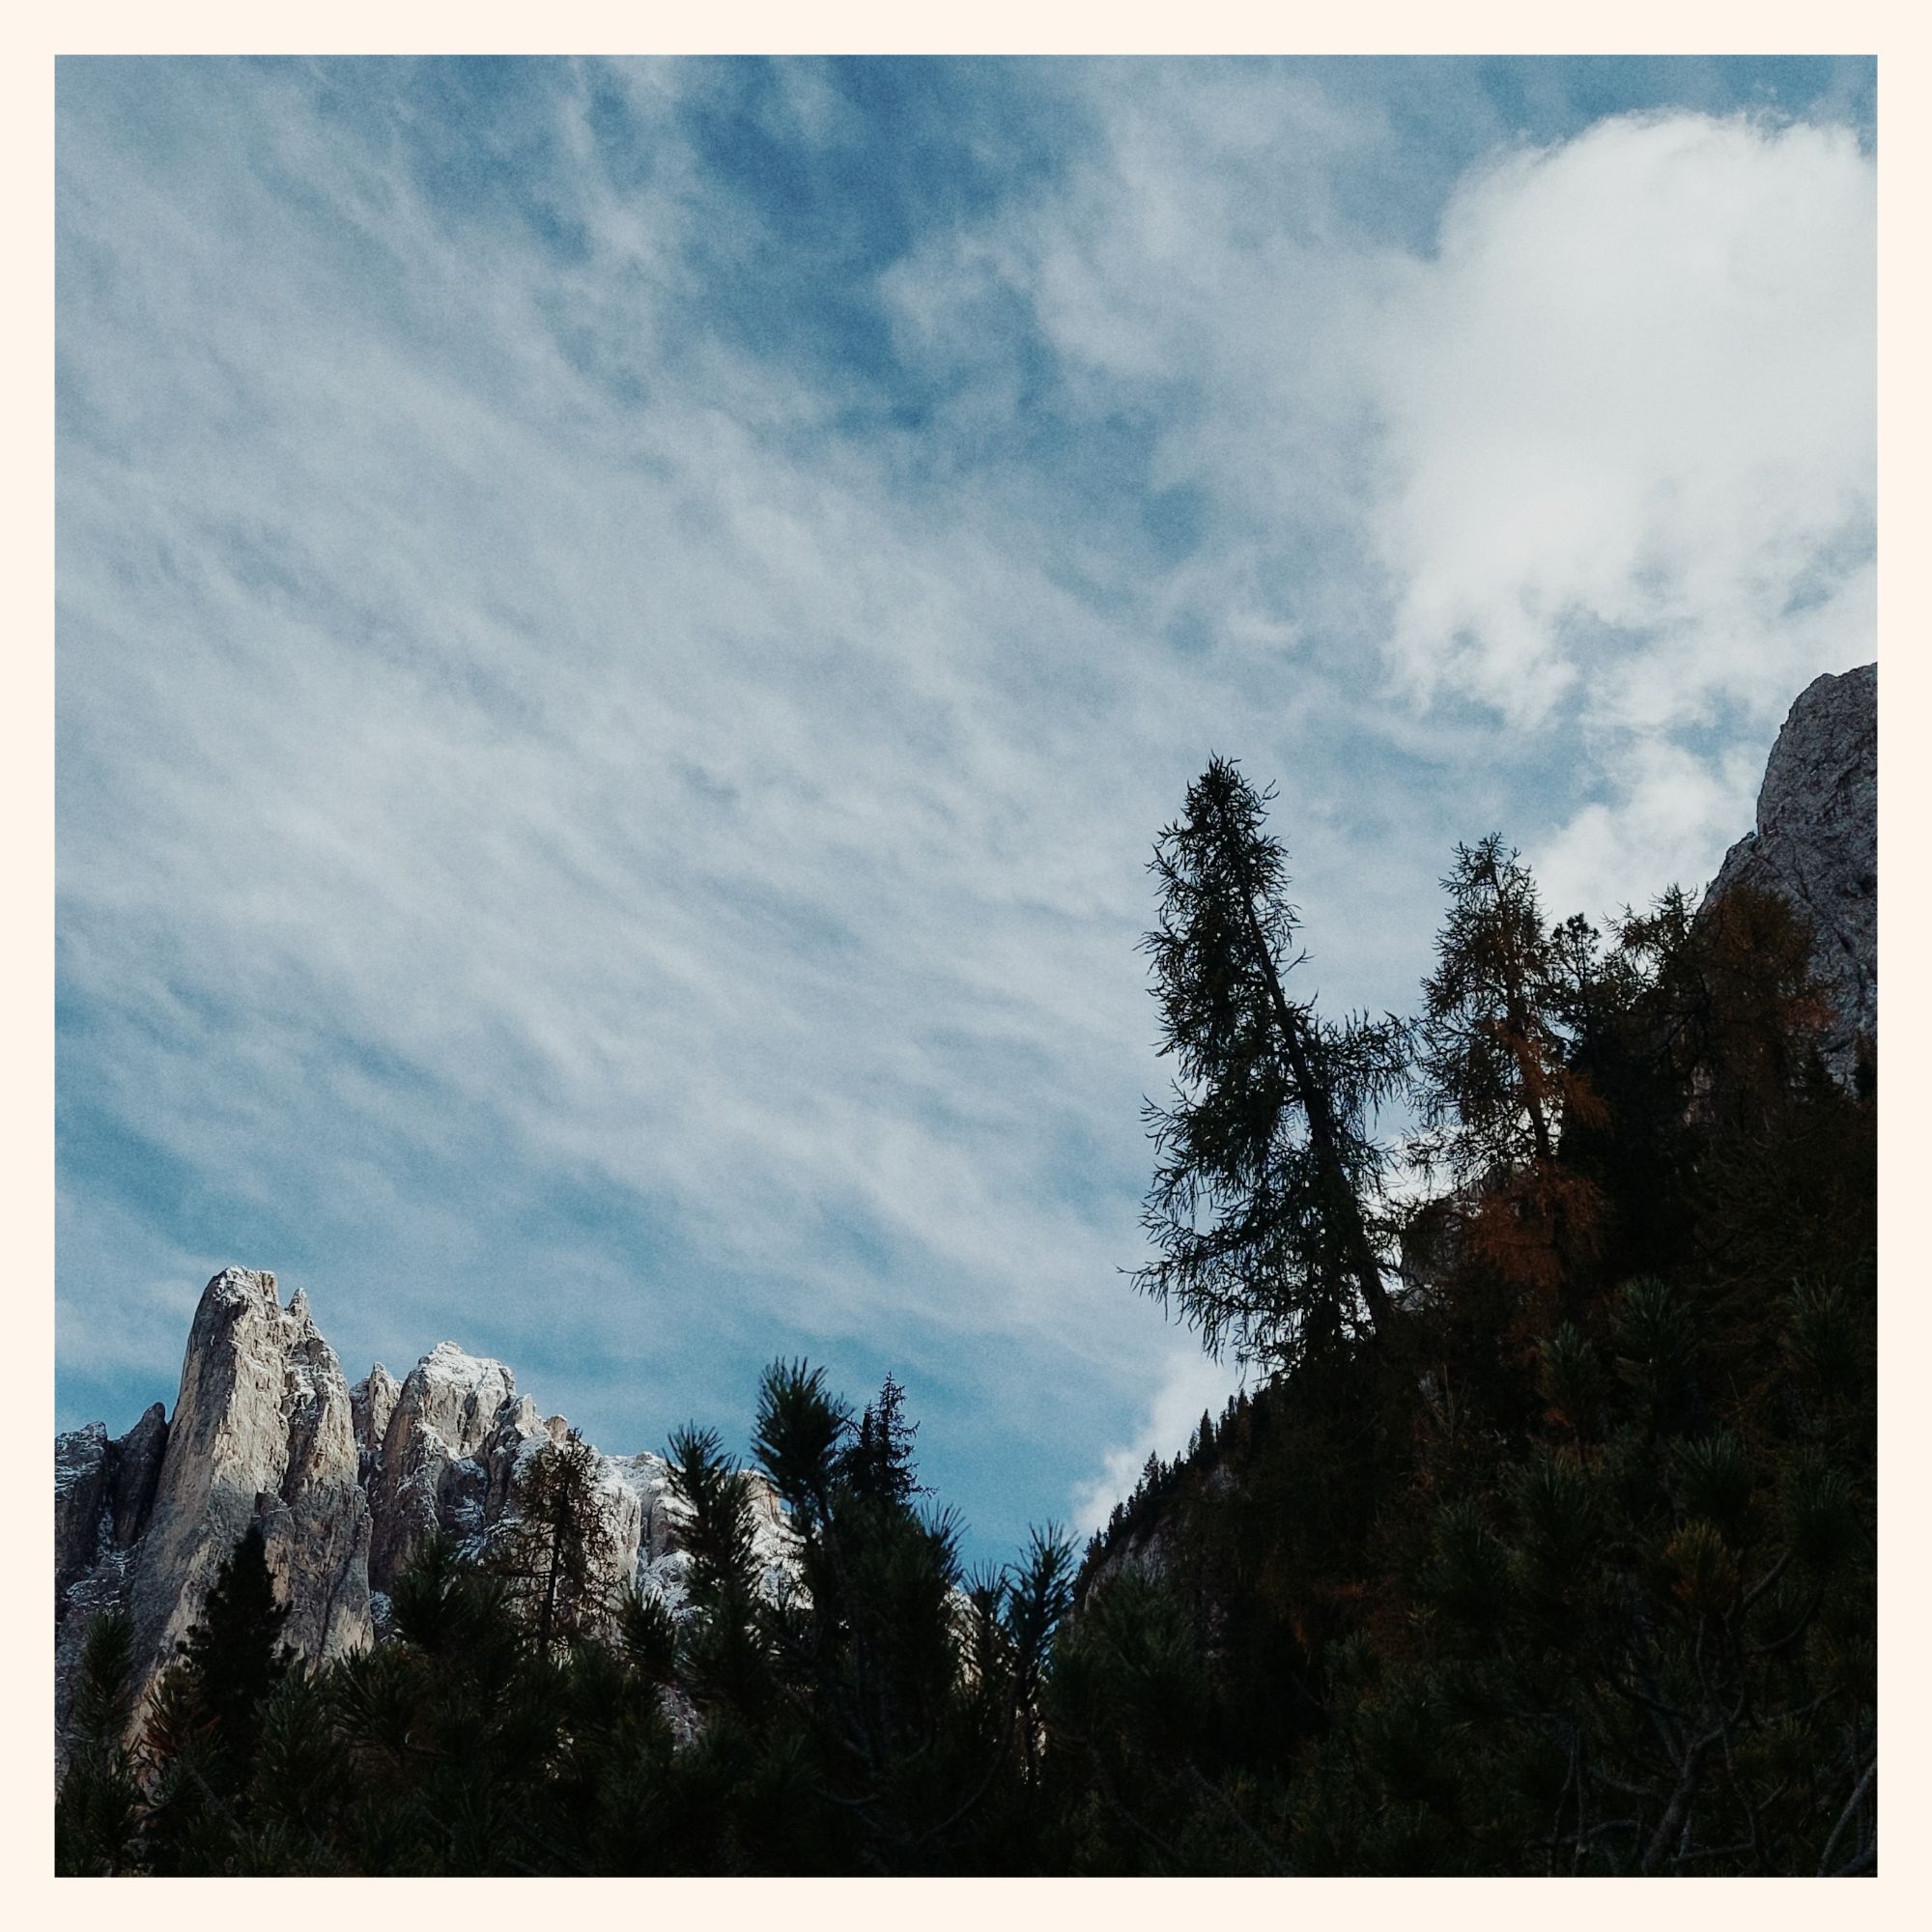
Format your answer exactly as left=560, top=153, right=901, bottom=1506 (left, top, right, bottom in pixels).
left=1708, top=662, right=1876, bottom=1088
left=55, top=1269, right=790, bottom=1760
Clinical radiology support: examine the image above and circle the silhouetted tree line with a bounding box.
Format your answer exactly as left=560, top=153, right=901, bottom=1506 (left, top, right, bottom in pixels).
left=58, top=756, right=1874, bottom=1875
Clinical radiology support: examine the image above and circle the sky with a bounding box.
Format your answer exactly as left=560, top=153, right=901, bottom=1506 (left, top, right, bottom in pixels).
left=55, top=55, right=1876, bottom=1565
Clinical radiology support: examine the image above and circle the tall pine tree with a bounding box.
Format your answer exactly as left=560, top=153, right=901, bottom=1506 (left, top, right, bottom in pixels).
left=1136, top=755, right=1406, bottom=1367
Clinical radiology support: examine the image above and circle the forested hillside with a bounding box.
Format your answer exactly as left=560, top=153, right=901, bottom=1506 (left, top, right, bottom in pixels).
left=56, top=671, right=1876, bottom=1878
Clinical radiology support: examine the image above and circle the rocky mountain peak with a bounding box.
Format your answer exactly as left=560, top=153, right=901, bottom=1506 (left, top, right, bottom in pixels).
left=366, top=1341, right=521, bottom=1590
left=56, top=1268, right=793, bottom=1765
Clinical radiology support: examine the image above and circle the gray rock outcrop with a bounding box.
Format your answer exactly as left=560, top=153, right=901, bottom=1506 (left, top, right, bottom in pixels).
left=366, top=1341, right=518, bottom=1591
left=54, top=1403, right=172, bottom=1739
left=1709, top=663, right=1877, bottom=1087
left=56, top=1426, right=114, bottom=1609
left=124, top=1269, right=374, bottom=1726
left=108, top=1403, right=171, bottom=1548
left=56, top=1404, right=169, bottom=1604
left=350, top=1362, right=399, bottom=1486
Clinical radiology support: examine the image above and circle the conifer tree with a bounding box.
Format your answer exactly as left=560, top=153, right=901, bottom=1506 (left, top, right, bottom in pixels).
left=55, top=1608, right=146, bottom=1875
left=489, top=1429, right=619, bottom=1654
left=842, top=1372, right=924, bottom=1507
left=1416, top=838, right=1573, bottom=1174
left=665, top=1421, right=771, bottom=1720
left=660, top=1360, right=1075, bottom=1873
left=173, top=1520, right=292, bottom=1788
left=1411, top=837, right=1604, bottom=1299
left=1137, top=755, right=1406, bottom=1366
left=1621, top=882, right=1831, bottom=1132
left=137, top=1521, right=294, bottom=1872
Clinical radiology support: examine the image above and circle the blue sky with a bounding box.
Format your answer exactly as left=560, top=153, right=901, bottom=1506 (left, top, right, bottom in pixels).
left=56, top=56, right=1876, bottom=1563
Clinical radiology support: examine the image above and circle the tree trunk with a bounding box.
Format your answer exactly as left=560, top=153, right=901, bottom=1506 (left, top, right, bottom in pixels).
left=541, top=1510, right=565, bottom=1655
left=1224, top=814, right=1392, bottom=1335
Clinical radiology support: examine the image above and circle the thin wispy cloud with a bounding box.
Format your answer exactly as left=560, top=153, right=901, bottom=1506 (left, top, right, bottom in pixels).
left=58, top=57, right=1875, bottom=1557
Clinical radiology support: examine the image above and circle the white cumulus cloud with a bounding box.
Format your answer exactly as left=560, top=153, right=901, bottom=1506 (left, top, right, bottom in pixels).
left=1371, top=111, right=1874, bottom=738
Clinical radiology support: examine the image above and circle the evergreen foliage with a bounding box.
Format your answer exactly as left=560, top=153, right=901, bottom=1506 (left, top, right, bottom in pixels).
left=1135, top=755, right=1407, bottom=1368
left=54, top=1609, right=144, bottom=1876
left=842, top=1372, right=924, bottom=1507
left=1410, top=836, right=1606, bottom=1317
left=95, top=1521, right=297, bottom=1874
left=176, top=1520, right=291, bottom=1781
left=487, top=1427, right=620, bottom=1653
left=1060, top=823, right=1873, bottom=1876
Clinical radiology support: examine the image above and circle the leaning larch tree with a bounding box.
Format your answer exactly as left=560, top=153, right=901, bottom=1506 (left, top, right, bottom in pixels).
left=1135, top=755, right=1406, bottom=1370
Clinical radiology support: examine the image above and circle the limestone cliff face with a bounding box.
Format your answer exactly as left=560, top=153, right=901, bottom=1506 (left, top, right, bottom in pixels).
left=121, top=1268, right=374, bottom=1728
left=56, top=1268, right=790, bottom=1760
left=1709, top=663, right=1877, bottom=1086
